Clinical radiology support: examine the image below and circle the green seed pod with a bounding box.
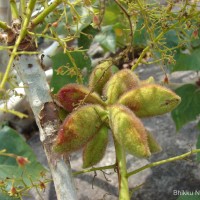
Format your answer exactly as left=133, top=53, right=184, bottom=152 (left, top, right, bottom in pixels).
left=109, top=104, right=150, bottom=157
left=56, top=83, right=105, bottom=112
left=146, top=131, right=162, bottom=154
left=89, top=60, right=113, bottom=95
left=82, top=126, right=108, bottom=168
left=103, top=69, right=140, bottom=104
left=118, top=84, right=181, bottom=117
left=53, top=105, right=107, bottom=153
left=140, top=76, right=155, bottom=86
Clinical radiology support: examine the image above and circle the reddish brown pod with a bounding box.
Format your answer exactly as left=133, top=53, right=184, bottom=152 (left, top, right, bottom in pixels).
left=53, top=104, right=108, bottom=153
left=56, top=83, right=105, bottom=112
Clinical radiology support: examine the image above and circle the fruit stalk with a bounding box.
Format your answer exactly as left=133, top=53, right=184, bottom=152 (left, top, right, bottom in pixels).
left=114, top=138, right=130, bottom=200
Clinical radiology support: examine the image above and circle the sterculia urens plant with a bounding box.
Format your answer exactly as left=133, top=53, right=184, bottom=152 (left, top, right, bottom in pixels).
left=53, top=60, right=181, bottom=168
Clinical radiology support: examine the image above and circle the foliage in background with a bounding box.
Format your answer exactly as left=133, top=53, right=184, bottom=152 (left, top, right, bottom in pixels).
left=0, top=124, right=46, bottom=198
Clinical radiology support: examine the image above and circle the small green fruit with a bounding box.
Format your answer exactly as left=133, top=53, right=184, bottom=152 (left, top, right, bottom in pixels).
left=89, top=60, right=113, bottom=95
left=53, top=105, right=107, bottom=153
left=82, top=126, right=108, bottom=168
left=118, top=84, right=181, bottom=117
left=56, top=83, right=105, bottom=112
left=109, top=104, right=150, bottom=157
left=103, top=69, right=140, bottom=104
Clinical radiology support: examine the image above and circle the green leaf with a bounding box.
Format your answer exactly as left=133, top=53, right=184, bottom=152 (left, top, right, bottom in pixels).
left=78, top=25, right=99, bottom=50
left=0, top=193, right=19, bottom=200
left=103, top=3, right=121, bottom=26
left=196, top=133, right=200, bottom=162
left=172, top=47, right=200, bottom=71
left=50, top=52, right=91, bottom=93
left=171, top=84, right=200, bottom=131
left=133, top=18, right=149, bottom=47
left=94, top=26, right=116, bottom=53
left=0, top=126, right=45, bottom=196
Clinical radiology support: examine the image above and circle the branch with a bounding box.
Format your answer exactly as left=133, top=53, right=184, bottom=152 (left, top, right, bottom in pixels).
left=14, top=55, right=77, bottom=200
left=0, top=0, right=37, bottom=89
left=0, top=21, right=12, bottom=31
left=10, top=0, right=19, bottom=20
left=73, top=164, right=116, bottom=176
left=127, top=149, right=200, bottom=178
left=31, top=0, right=63, bottom=29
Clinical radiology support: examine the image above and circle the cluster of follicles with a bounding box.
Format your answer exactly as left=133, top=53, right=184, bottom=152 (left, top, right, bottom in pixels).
left=53, top=60, right=181, bottom=168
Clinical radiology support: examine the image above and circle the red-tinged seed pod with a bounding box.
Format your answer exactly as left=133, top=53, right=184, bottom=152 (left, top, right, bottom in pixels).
left=56, top=83, right=105, bottom=112
left=103, top=69, right=140, bottom=104
left=109, top=104, right=151, bottom=157
left=88, top=60, right=113, bottom=95
left=82, top=126, right=108, bottom=168
left=53, top=105, right=107, bottom=153
left=118, top=84, right=181, bottom=117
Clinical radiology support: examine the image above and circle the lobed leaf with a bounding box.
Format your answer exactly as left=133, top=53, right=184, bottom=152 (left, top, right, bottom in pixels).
left=53, top=105, right=108, bottom=153
left=103, top=69, right=140, bottom=104
left=118, top=84, right=181, bottom=117
left=109, top=104, right=150, bottom=157
left=82, top=126, right=109, bottom=168
left=56, top=83, right=105, bottom=112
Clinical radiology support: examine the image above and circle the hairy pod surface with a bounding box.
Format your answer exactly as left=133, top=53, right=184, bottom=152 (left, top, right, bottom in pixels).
left=118, top=84, right=181, bottom=117
left=140, top=76, right=155, bottom=86
left=103, top=69, right=140, bottom=104
left=56, top=83, right=105, bottom=112
left=88, top=60, right=113, bottom=95
left=146, top=131, right=162, bottom=153
left=82, top=126, right=108, bottom=168
left=53, top=105, right=107, bottom=153
left=109, top=104, right=151, bottom=157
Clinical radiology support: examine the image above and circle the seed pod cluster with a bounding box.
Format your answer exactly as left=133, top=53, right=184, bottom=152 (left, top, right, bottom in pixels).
left=54, top=66, right=181, bottom=168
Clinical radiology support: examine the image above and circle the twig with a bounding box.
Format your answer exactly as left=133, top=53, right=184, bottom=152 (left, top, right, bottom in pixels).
left=127, top=149, right=200, bottom=178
